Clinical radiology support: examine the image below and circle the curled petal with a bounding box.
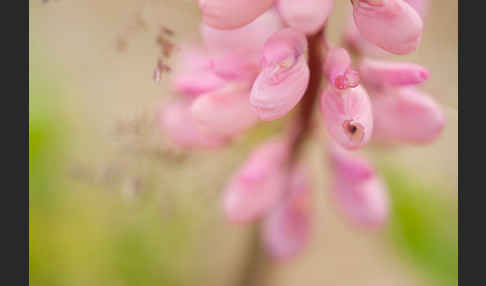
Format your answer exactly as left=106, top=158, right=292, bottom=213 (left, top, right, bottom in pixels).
left=359, top=58, right=429, bottom=88
left=323, top=47, right=360, bottom=90
left=320, top=85, right=373, bottom=150
left=250, top=29, right=310, bottom=121
left=158, top=99, right=227, bottom=149
left=277, top=0, right=334, bottom=35
left=172, top=45, right=226, bottom=97
left=343, top=14, right=389, bottom=56
left=191, top=85, right=259, bottom=138
left=208, top=52, right=261, bottom=82
left=330, top=147, right=389, bottom=228
left=352, top=0, right=423, bottom=54
left=262, top=166, right=312, bottom=259
left=222, top=140, right=290, bottom=223
left=371, top=87, right=445, bottom=144
left=198, top=0, right=276, bottom=30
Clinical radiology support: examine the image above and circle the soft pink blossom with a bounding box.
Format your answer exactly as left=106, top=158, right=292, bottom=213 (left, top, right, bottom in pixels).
left=222, top=140, right=290, bottom=223
left=262, top=166, right=312, bottom=259
left=250, top=28, right=310, bottom=121
left=323, top=47, right=360, bottom=90
left=276, top=0, right=334, bottom=35
left=404, top=0, right=428, bottom=19
left=359, top=59, right=429, bottom=88
left=343, top=14, right=389, bottom=56
left=329, top=146, right=389, bottom=228
left=191, top=84, right=259, bottom=138
left=371, top=87, right=445, bottom=144
left=351, top=0, right=423, bottom=54
left=198, top=0, right=276, bottom=30
left=320, top=85, right=373, bottom=150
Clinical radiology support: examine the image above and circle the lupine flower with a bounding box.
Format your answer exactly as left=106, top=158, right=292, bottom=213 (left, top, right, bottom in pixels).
left=222, top=140, right=290, bottom=223
left=404, top=0, right=429, bottom=19
left=250, top=28, right=310, bottom=121
left=262, top=166, right=312, bottom=259
left=276, top=0, right=334, bottom=35
left=323, top=47, right=360, bottom=90
left=343, top=14, right=389, bottom=56
left=359, top=59, right=429, bottom=89
left=191, top=84, right=259, bottom=138
left=198, top=0, right=276, bottom=30
left=329, top=145, right=389, bottom=228
left=351, top=0, right=423, bottom=54
left=158, top=99, right=227, bottom=149
left=371, top=87, right=445, bottom=144
left=320, top=85, right=373, bottom=150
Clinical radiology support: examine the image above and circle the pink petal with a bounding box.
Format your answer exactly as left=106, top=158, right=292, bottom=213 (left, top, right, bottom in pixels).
left=359, top=58, right=429, bottom=88
left=277, top=0, right=334, bottom=35
left=250, top=29, right=310, bottom=121
left=323, top=47, right=360, bottom=90
left=222, top=140, right=290, bottom=223
left=190, top=84, right=259, bottom=138
left=404, top=0, right=428, bottom=19
left=172, top=45, right=226, bottom=97
left=371, top=87, right=445, bottom=144
left=198, top=0, right=276, bottom=30
left=158, top=99, right=227, bottom=149
left=343, top=14, right=389, bottom=56
left=262, top=166, right=312, bottom=259
left=320, top=85, right=373, bottom=150
left=330, top=147, right=389, bottom=228
left=352, top=0, right=423, bottom=54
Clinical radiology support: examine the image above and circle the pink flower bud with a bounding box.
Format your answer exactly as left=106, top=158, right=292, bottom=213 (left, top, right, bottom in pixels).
left=343, top=15, right=389, bottom=56
left=190, top=84, right=259, bottom=138
left=262, top=166, right=312, bottom=259
left=250, top=28, right=310, bottom=121
left=222, top=140, right=290, bottom=223
left=172, top=45, right=226, bottom=97
left=201, top=8, right=284, bottom=55
left=359, top=59, right=429, bottom=88
left=323, top=47, right=360, bottom=90
left=404, top=0, right=428, bottom=19
left=371, top=87, right=445, bottom=144
left=351, top=0, right=423, bottom=54
left=320, top=85, right=373, bottom=150
left=198, top=0, right=276, bottom=30
left=158, top=99, right=227, bottom=149
left=277, top=0, right=334, bottom=35
left=329, top=146, right=389, bottom=228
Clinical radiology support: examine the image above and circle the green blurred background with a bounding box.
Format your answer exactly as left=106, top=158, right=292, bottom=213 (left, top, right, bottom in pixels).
left=30, top=0, right=457, bottom=285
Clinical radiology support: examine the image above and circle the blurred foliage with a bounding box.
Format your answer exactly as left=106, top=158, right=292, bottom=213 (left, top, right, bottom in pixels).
left=382, top=167, right=458, bottom=286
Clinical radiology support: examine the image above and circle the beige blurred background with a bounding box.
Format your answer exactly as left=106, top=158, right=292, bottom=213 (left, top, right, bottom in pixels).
left=29, top=1, right=458, bottom=286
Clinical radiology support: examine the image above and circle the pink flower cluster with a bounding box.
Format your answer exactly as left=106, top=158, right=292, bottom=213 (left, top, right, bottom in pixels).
left=158, top=0, right=444, bottom=259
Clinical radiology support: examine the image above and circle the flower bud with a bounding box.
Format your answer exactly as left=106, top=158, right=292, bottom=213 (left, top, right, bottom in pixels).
left=222, top=140, right=290, bottom=223
left=158, top=99, right=227, bottom=149
left=277, top=0, right=334, bottom=35
left=371, top=87, right=445, bottom=144
left=359, top=59, right=429, bottom=88
left=262, top=166, right=312, bottom=259
left=250, top=28, right=310, bottom=121
left=323, top=47, right=360, bottom=90
left=404, top=0, right=428, bottom=19
left=351, top=0, right=423, bottom=54
left=190, top=84, right=259, bottom=138
left=343, top=15, right=389, bottom=56
left=320, top=85, right=373, bottom=150
left=198, top=0, right=276, bottom=30
left=329, top=146, right=389, bottom=228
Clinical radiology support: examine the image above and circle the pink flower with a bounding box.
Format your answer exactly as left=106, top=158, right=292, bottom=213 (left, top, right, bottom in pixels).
left=262, top=166, right=312, bottom=259
left=351, top=0, right=423, bottom=54
left=343, top=14, right=389, bottom=56
left=359, top=58, right=429, bottom=89
left=191, top=84, right=259, bottom=138
left=404, top=0, right=428, bottom=19
left=371, top=87, right=445, bottom=144
left=172, top=45, right=226, bottom=97
left=198, top=0, right=276, bottom=30
left=320, top=85, right=373, bottom=150
left=276, top=0, right=334, bottom=35
left=222, top=140, right=290, bottom=223
left=323, top=47, right=360, bottom=90
left=158, top=98, right=227, bottom=149
left=250, top=28, right=310, bottom=121
left=329, top=146, right=389, bottom=228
